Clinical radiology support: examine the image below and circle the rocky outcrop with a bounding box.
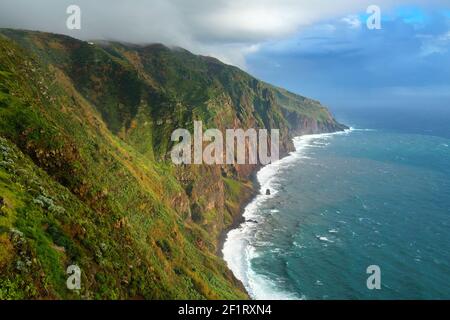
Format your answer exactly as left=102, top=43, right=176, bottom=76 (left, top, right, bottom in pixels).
left=282, top=108, right=348, bottom=136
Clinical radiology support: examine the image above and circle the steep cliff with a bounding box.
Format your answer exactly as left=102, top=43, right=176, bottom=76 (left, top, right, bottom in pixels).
left=0, top=29, right=346, bottom=299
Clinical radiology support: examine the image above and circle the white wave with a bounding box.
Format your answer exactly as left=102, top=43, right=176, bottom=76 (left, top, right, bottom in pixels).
left=317, top=235, right=334, bottom=243
left=293, top=241, right=306, bottom=249
left=350, top=128, right=376, bottom=132
left=222, top=128, right=353, bottom=300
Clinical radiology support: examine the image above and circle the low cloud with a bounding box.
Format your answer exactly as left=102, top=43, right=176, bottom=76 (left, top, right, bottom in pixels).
left=0, top=0, right=448, bottom=67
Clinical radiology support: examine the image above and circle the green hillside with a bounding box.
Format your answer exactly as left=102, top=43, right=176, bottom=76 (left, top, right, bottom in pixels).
left=0, top=29, right=346, bottom=299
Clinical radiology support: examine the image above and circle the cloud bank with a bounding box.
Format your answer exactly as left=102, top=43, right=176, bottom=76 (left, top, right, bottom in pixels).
left=2, top=0, right=447, bottom=67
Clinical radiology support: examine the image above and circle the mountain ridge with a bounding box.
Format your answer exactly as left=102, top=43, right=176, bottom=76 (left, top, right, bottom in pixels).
left=0, top=28, right=346, bottom=299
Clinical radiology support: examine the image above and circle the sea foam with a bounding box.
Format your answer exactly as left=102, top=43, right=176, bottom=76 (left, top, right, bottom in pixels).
left=222, top=128, right=353, bottom=300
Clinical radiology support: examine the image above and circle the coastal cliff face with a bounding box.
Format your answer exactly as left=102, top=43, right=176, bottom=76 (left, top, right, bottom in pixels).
left=0, top=29, right=346, bottom=299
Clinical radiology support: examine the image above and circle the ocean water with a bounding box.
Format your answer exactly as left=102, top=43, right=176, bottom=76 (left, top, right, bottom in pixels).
left=223, top=110, right=450, bottom=300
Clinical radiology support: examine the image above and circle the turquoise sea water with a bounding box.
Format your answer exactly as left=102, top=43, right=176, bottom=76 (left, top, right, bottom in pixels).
left=223, top=110, right=450, bottom=299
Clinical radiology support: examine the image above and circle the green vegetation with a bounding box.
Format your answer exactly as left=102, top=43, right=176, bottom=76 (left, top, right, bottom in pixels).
left=0, top=29, right=345, bottom=299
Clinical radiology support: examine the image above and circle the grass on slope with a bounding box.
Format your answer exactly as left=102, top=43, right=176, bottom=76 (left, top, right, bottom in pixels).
left=0, top=33, right=247, bottom=299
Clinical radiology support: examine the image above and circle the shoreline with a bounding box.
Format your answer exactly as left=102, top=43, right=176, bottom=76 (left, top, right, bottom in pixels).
left=216, top=142, right=297, bottom=258
left=217, top=170, right=261, bottom=258
left=219, top=127, right=351, bottom=299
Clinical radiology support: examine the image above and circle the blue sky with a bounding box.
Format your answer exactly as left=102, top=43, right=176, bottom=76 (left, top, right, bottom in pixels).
left=1, top=1, right=449, bottom=118
left=246, top=5, right=450, bottom=113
